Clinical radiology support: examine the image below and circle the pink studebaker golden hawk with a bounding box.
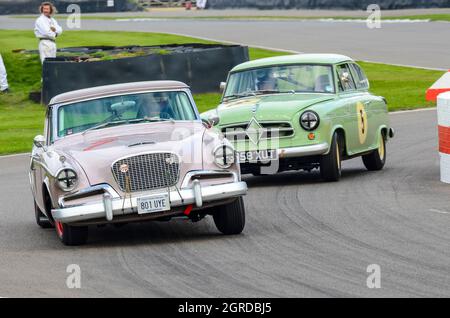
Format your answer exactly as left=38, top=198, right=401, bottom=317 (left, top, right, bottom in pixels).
left=29, top=81, right=248, bottom=245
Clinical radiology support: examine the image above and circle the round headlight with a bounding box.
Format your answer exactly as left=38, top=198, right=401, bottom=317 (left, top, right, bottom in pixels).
left=56, top=168, right=78, bottom=192
left=214, top=144, right=235, bottom=169
left=300, top=111, right=320, bottom=131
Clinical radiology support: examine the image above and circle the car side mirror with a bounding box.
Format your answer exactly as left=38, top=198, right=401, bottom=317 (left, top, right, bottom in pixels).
left=219, top=82, right=227, bottom=94
left=33, top=135, right=45, bottom=148
left=208, top=114, right=220, bottom=127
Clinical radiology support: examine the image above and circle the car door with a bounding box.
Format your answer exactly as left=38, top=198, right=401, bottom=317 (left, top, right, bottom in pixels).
left=349, top=63, right=380, bottom=151
left=31, top=109, right=51, bottom=212
left=336, top=63, right=370, bottom=155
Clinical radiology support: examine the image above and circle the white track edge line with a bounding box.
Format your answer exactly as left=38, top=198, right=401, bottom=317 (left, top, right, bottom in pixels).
left=429, top=209, right=450, bottom=215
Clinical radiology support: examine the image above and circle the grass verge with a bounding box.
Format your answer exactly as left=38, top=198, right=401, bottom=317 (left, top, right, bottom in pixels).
left=0, top=29, right=444, bottom=155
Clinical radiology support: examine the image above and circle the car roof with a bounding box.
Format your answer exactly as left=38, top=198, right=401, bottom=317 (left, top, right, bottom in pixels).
left=231, top=54, right=354, bottom=72
left=48, top=80, right=190, bottom=106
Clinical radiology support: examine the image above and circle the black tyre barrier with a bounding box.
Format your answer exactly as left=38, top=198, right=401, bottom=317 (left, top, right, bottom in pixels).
left=41, top=44, right=249, bottom=105
left=207, top=0, right=450, bottom=10
left=0, top=0, right=138, bottom=15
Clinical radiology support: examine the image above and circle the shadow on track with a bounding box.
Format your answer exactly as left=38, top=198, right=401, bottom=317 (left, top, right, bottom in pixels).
left=243, top=166, right=388, bottom=188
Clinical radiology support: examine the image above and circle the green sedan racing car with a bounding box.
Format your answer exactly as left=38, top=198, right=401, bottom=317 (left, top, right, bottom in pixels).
left=202, top=54, right=394, bottom=181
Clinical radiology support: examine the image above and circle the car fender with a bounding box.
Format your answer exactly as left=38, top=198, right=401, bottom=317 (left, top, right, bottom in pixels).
left=41, top=176, right=56, bottom=218
left=376, top=124, right=389, bottom=146
left=328, top=124, right=349, bottom=156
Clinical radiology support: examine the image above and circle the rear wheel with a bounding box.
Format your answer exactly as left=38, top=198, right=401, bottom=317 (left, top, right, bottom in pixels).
left=320, top=132, right=342, bottom=182
left=34, top=201, right=53, bottom=229
left=362, top=131, right=386, bottom=171
left=55, top=221, right=88, bottom=246
left=213, top=197, right=246, bottom=235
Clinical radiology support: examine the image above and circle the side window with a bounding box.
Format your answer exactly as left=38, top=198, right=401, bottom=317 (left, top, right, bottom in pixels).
left=337, top=64, right=356, bottom=92
left=350, top=63, right=369, bottom=89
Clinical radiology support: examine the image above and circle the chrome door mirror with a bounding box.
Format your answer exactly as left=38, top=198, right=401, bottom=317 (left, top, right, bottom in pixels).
left=208, top=114, right=220, bottom=126
left=219, top=82, right=227, bottom=93
left=33, top=135, right=45, bottom=148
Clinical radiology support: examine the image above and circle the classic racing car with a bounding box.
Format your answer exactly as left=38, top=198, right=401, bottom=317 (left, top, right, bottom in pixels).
left=29, top=81, right=247, bottom=245
left=202, top=54, right=394, bottom=181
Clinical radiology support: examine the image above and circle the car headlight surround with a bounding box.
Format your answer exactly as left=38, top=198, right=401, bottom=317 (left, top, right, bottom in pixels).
left=213, top=144, right=235, bottom=169
left=300, top=111, right=320, bottom=131
left=56, top=168, right=78, bottom=192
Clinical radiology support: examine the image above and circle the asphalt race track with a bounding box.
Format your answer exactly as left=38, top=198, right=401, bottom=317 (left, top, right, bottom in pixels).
left=0, top=109, right=449, bottom=297
left=0, top=16, right=449, bottom=69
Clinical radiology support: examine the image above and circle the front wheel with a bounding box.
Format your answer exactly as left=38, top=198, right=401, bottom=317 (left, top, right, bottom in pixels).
left=213, top=197, right=246, bottom=235
left=55, top=221, right=88, bottom=246
left=320, top=133, right=342, bottom=182
left=362, top=131, right=386, bottom=171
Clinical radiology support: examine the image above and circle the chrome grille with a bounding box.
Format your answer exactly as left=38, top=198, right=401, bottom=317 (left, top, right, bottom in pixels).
left=112, top=153, right=180, bottom=193
left=222, top=122, right=295, bottom=140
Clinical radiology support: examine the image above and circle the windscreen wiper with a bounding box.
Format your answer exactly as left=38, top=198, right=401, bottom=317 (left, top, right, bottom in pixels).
left=83, top=117, right=175, bottom=135
left=223, top=91, right=257, bottom=101
left=129, top=117, right=175, bottom=124
left=82, top=120, right=129, bottom=135
left=224, top=90, right=285, bottom=101
left=252, top=89, right=280, bottom=95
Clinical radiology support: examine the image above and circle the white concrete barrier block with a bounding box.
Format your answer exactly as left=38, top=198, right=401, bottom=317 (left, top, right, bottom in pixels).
left=440, top=152, right=450, bottom=184
left=439, top=102, right=450, bottom=112
left=441, top=169, right=450, bottom=184
left=437, top=92, right=450, bottom=127
left=438, top=91, right=450, bottom=106
left=437, top=110, right=450, bottom=127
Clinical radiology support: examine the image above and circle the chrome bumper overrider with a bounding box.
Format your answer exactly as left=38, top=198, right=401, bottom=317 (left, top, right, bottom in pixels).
left=52, top=181, right=248, bottom=224
left=277, top=143, right=329, bottom=158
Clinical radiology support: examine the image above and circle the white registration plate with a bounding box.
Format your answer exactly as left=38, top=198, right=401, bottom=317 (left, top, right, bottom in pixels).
left=238, top=149, right=278, bottom=163
left=137, top=194, right=170, bottom=215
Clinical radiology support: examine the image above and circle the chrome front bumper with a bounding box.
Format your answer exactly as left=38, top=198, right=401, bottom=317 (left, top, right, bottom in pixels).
left=52, top=181, right=248, bottom=224
left=277, top=143, right=329, bottom=158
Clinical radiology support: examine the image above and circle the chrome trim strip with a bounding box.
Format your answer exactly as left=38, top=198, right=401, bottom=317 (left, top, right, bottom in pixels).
left=192, top=180, right=203, bottom=208
left=225, top=128, right=294, bottom=136
left=181, top=170, right=238, bottom=189
left=221, top=120, right=294, bottom=129
left=277, top=143, right=329, bottom=158
left=103, top=193, right=113, bottom=222
left=51, top=181, right=248, bottom=224
left=222, top=120, right=295, bottom=140
left=58, top=184, right=120, bottom=208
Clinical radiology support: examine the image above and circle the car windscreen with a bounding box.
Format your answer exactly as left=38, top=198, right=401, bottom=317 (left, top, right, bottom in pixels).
left=224, top=64, right=335, bottom=101
left=57, top=91, right=197, bottom=138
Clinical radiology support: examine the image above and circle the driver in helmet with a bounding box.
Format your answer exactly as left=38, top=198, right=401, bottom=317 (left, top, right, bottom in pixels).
left=256, top=69, right=277, bottom=91
left=137, top=92, right=174, bottom=119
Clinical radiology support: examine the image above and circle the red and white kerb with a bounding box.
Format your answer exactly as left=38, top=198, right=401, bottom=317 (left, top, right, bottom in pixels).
left=437, top=92, right=450, bottom=183
left=427, top=70, right=450, bottom=102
